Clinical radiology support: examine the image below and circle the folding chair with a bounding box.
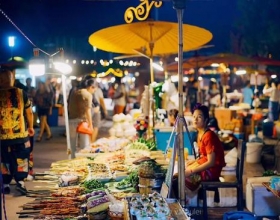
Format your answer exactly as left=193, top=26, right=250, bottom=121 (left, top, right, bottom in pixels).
left=200, top=139, right=245, bottom=219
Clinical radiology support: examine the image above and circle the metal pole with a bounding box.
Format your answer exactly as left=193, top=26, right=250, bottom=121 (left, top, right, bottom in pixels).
left=177, top=9, right=186, bottom=207
left=61, top=75, right=72, bottom=159
left=173, top=0, right=187, bottom=207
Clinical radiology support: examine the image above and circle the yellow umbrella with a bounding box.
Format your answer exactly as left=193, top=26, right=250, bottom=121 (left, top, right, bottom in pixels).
left=89, top=20, right=212, bottom=82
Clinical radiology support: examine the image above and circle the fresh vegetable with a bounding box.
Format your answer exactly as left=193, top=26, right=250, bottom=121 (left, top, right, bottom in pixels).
left=116, top=168, right=139, bottom=189
left=138, top=138, right=157, bottom=151
left=82, top=179, right=104, bottom=192
left=263, top=170, right=277, bottom=176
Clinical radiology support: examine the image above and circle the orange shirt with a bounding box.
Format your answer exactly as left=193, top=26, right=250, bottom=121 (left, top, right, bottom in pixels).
left=197, top=130, right=226, bottom=180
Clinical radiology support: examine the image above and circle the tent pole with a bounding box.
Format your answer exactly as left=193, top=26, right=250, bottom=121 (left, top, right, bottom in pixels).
left=173, top=0, right=187, bottom=207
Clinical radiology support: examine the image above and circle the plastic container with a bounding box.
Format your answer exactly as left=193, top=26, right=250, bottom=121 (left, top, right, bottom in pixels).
left=154, top=129, right=197, bottom=154
left=233, top=133, right=244, bottom=140
left=223, top=211, right=256, bottom=220
left=262, top=118, right=274, bottom=137
left=47, top=107, right=59, bottom=127
left=246, top=142, right=263, bottom=163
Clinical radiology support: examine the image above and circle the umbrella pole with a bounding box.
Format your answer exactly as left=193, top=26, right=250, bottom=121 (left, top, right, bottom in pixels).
left=174, top=0, right=186, bottom=207
left=150, top=58, right=154, bottom=83
left=61, top=75, right=71, bottom=159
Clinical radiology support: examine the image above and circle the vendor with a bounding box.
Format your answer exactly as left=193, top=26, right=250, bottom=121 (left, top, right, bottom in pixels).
left=172, top=103, right=226, bottom=203
left=263, top=80, right=280, bottom=121
left=168, top=109, right=178, bottom=126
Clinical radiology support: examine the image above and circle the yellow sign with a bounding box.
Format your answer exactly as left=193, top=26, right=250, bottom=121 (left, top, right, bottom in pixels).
left=124, top=0, right=163, bottom=23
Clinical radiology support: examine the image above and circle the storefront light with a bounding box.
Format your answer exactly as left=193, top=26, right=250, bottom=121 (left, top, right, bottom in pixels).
left=111, top=77, right=116, bottom=83
left=271, top=74, right=277, bottom=79
left=171, top=75, right=178, bottom=82
left=57, top=77, right=62, bottom=84
left=152, top=62, right=164, bottom=71
left=235, top=69, right=246, bottom=75
left=53, top=62, right=72, bottom=75
left=211, top=63, right=219, bottom=67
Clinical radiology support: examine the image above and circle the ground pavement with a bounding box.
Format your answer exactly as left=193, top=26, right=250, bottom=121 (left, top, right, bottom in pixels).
left=2, top=116, right=112, bottom=220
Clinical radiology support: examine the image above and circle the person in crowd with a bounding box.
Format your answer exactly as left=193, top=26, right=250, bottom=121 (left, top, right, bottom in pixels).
left=112, top=77, right=126, bottom=114
left=206, top=79, right=221, bottom=113
left=263, top=80, right=280, bottom=121
left=95, top=82, right=108, bottom=119
left=25, top=77, right=36, bottom=102
left=168, top=109, right=179, bottom=126
left=68, top=78, right=95, bottom=158
left=83, top=75, right=101, bottom=143
left=45, top=76, right=56, bottom=105
left=187, top=79, right=199, bottom=112
left=34, top=81, right=53, bottom=142
left=172, top=103, right=226, bottom=203
left=25, top=77, right=36, bottom=179
left=14, top=79, right=27, bottom=91
left=0, top=69, right=34, bottom=195
left=241, top=80, right=254, bottom=107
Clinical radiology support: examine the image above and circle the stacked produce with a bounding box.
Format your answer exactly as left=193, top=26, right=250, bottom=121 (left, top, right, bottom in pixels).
left=109, top=113, right=137, bottom=138
left=79, top=137, right=131, bottom=154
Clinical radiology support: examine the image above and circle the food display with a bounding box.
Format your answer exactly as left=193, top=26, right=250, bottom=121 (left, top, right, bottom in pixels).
left=109, top=113, right=137, bottom=138
left=16, top=122, right=192, bottom=220
left=128, top=192, right=171, bottom=219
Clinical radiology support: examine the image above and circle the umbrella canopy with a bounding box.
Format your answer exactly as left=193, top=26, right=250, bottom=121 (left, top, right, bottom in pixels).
left=0, top=57, right=27, bottom=69
left=167, top=53, right=258, bottom=72
left=89, top=20, right=212, bottom=56
left=251, top=56, right=280, bottom=66
left=89, top=20, right=212, bottom=82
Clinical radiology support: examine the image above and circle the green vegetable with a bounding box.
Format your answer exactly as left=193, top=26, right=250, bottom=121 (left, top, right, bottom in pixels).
left=263, top=170, right=276, bottom=176
left=116, top=168, right=139, bottom=189
left=83, top=179, right=104, bottom=191
left=137, top=138, right=157, bottom=151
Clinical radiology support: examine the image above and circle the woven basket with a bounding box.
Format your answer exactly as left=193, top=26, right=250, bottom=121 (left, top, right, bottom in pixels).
left=88, top=211, right=108, bottom=220
left=109, top=211, right=124, bottom=220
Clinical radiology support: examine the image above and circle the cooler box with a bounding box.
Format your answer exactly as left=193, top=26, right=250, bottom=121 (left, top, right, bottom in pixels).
left=154, top=127, right=196, bottom=154
left=246, top=176, right=280, bottom=217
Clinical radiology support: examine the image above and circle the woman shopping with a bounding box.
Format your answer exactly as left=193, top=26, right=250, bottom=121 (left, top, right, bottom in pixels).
left=172, top=103, right=226, bottom=203
left=34, top=81, right=53, bottom=142
left=68, top=78, right=95, bottom=158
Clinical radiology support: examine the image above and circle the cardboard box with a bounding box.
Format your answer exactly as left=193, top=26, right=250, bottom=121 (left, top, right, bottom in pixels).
left=246, top=177, right=280, bottom=217
left=214, top=108, right=236, bottom=130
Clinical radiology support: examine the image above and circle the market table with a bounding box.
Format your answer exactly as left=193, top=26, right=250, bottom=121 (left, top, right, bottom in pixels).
left=262, top=182, right=280, bottom=199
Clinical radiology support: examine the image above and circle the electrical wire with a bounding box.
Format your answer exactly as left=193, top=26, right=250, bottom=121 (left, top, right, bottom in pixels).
left=0, top=7, right=50, bottom=56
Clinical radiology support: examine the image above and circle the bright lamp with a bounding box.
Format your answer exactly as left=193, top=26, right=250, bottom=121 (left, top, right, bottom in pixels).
left=29, top=59, right=46, bottom=76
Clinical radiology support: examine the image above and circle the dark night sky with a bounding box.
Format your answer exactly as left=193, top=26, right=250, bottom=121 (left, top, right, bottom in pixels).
left=0, top=0, right=238, bottom=62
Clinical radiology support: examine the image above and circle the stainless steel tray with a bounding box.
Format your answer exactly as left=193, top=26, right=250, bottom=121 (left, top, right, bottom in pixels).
left=126, top=196, right=189, bottom=220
